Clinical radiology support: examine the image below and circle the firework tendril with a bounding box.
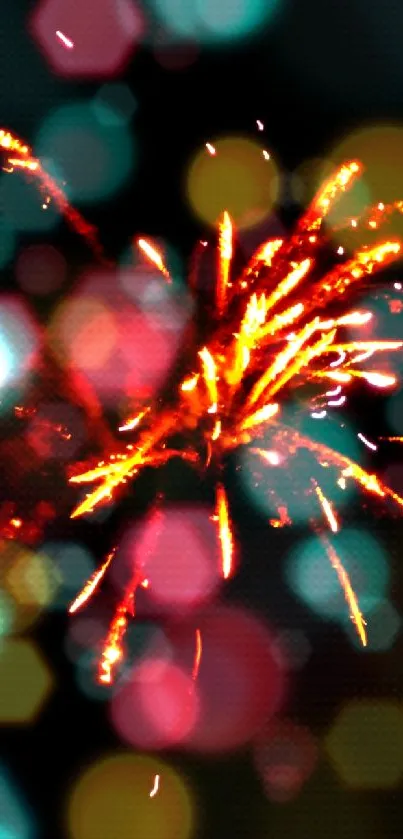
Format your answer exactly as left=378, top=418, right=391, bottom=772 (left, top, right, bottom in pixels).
left=3, top=131, right=403, bottom=683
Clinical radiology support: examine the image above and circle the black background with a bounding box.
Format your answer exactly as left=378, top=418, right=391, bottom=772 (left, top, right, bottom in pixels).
left=2, top=1, right=403, bottom=838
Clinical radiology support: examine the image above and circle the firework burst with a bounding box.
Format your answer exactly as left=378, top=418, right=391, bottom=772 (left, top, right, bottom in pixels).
left=2, top=132, right=403, bottom=683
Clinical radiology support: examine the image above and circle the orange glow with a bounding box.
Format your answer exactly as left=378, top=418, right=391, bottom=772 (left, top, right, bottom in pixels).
left=69, top=548, right=116, bottom=614
left=317, top=531, right=367, bottom=647
left=215, top=483, right=234, bottom=579
left=192, top=628, right=202, bottom=680
left=3, top=144, right=395, bottom=679
left=217, top=211, right=233, bottom=314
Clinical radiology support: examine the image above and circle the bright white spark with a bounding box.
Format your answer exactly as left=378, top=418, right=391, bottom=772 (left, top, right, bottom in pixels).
left=56, top=30, right=74, bottom=48
left=357, top=432, right=378, bottom=451
left=150, top=774, right=160, bottom=798
left=330, top=350, right=346, bottom=367
left=328, top=395, right=346, bottom=407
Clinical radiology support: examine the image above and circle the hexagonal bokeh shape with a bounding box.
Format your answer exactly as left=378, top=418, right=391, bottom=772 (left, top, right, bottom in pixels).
left=30, top=0, right=144, bottom=79
left=326, top=700, right=403, bottom=788
left=0, top=638, right=53, bottom=723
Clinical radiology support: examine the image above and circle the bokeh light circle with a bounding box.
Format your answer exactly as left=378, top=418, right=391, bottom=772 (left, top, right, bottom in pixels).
left=186, top=136, right=279, bottom=229
left=320, top=125, right=403, bottom=247
left=16, top=244, right=67, bottom=296
left=111, top=657, right=199, bottom=750
left=183, top=605, right=285, bottom=753
left=36, top=102, right=134, bottom=204
left=118, top=505, right=220, bottom=613
left=68, top=753, right=195, bottom=839
left=150, top=0, right=280, bottom=42
left=285, top=528, right=390, bottom=627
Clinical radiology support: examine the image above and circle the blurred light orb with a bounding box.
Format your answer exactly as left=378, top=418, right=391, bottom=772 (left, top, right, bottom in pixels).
left=322, top=124, right=403, bottom=244
left=26, top=402, right=87, bottom=462
left=183, top=605, right=285, bottom=753
left=42, top=541, right=94, bottom=609
left=120, top=505, right=220, bottom=613
left=6, top=544, right=60, bottom=609
left=50, top=266, right=189, bottom=404
left=50, top=294, right=118, bottom=374
left=68, top=753, right=194, bottom=839
left=285, top=529, right=390, bottom=627
left=0, top=173, right=59, bottom=233
left=186, top=136, right=279, bottom=229
left=36, top=102, right=134, bottom=204
left=0, top=297, right=39, bottom=386
left=0, top=638, right=53, bottom=723
left=0, top=543, right=46, bottom=633
left=111, top=657, right=199, bottom=750
left=0, top=590, right=14, bottom=637
left=0, top=764, right=36, bottom=839
left=150, top=0, right=280, bottom=41
left=30, top=0, right=144, bottom=79
left=16, top=244, right=67, bottom=296
left=326, top=700, right=403, bottom=788
left=254, top=719, right=318, bottom=802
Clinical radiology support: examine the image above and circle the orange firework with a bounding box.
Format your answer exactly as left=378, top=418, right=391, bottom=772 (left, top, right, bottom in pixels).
left=2, top=132, right=403, bottom=682
left=67, top=158, right=403, bottom=681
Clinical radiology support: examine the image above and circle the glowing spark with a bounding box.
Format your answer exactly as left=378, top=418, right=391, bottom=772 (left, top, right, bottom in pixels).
left=192, top=628, right=202, bottom=680
left=137, top=238, right=171, bottom=282
left=239, top=402, right=279, bottom=431
left=150, top=775, right=160, bottom=798
left=217, top=211, right=233, bottom=314
left=216, top=483, right=234, bottom=579
left=69, top=548, right=116, bottom=613
left=256, top=120, right=264, bottom=130
left=199, top=346, right=218, bottom=413
left=263, top=150, right=270, bottom=160
left=314, top=483, right=339, bottom=532
left=255, top=448, right=282, bottom=466
left=119, top=408, right=150, bottom=432
left=55, top=30, right=74, bottom=48
left=357, top=432, right=378, bottom=451
left=181, top=374, right=199, bottom=392
left=318, top=531, right=367, bottom=646
left=7, top=138, right=400, bottom=678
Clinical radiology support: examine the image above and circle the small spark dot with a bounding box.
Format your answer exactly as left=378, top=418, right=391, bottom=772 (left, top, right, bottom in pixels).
left=56, top=30, right=74, bottom=49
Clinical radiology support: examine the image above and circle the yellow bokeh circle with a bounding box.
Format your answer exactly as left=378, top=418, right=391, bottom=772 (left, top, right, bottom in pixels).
left=318, top=124, right=403, bottom=249
left=186, top=136, right=279, bottom=229
left=68, top=753, right=195, bottom=839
